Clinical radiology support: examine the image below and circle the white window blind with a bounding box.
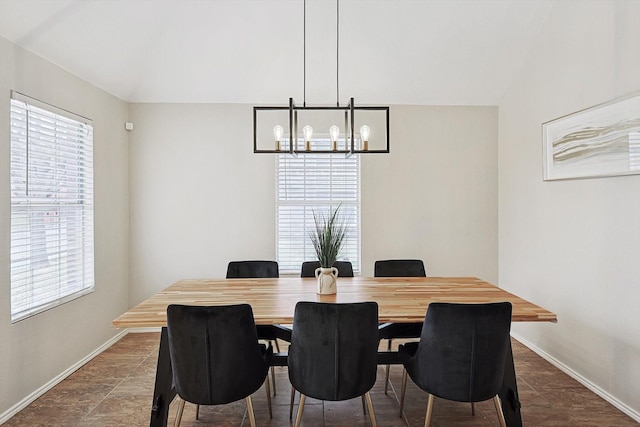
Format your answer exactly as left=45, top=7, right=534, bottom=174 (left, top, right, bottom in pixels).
left=276, top=138, right=360, bottom=274
left=10, top=92, right=94, bottom=322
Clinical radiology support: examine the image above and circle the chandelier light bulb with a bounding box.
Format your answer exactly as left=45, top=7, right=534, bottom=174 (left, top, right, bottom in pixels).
left=360, top=125, right=370, bottom=151
left=303, top=125, right=313, bottom=141
left=273, top=125, right=284, bottom=151
left=303, top=125, right=313, bottom=151
left=329, top=125, right=340, bottom=151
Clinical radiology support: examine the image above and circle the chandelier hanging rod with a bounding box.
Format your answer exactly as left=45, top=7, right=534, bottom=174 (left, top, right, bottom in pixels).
left=252, top=0, right=390, bottom=156
left=303, top=0, right=306, bottom=107
left=336, top=0, right=339, bottom=107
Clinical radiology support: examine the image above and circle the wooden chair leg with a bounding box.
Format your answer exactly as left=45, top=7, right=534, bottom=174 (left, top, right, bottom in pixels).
left=289, top=386, right=296, bottom=419
left=493, top=395, right=507, bottom=427
left=266, top=339, right=277, bottom=396
left=264, top=373, right=273, bottom=418
left=245, top=396, right=257, bottom=427
left=174, top=398, right=185, bottom=427
left=195, top=403, right=200, bottom=420
left=399, top=368, right=408, bottom=417
left=270, top=365, right=277, bottom=396
left=384, top=339, right=392, bottom=395
left=471, top=402, right=475, bottom=415
left=424, top=393, right=435, bottom=427
left=273, top=340, right=280, bottom=395
left=271, top=366, right=276, bottom=396
left=361, top=395, right=366, bottom=414
left=294, top=394, right=306, bottom=427
left=364, top=391, right=378, bottom=427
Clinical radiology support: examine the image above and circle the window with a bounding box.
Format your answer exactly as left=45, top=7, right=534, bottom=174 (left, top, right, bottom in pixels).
left=276, top=138, right=360, bottom=274
left=10, top=92, right=94, bottom=322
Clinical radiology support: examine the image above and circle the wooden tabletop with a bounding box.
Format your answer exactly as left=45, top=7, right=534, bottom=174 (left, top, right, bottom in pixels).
left=113, top=277, right=557, bottom=328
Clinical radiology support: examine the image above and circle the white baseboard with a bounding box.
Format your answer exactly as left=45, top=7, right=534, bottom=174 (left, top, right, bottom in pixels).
left=0, top=329, right=129, bottom=425
left=511, top=332, right=640, bottom=423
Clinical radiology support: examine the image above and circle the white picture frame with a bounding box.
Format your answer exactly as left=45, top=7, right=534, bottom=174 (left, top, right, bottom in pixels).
left=542, top=93, right=640, bottom=180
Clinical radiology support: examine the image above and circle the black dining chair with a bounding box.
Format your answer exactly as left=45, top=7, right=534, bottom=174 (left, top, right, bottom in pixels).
left=226, top=260, right=279, bottom=278
left=166, top=304, right=272, bottom=427
left=374, top=259, right=426, bottom=278
left=226, top=260, right=289, bottom=398
left=300, top=260, right=354, bottom=277
left=374, top=259, right=427, bottom=394
left=288, top=301, right=379, bottom=427
left=398, top=302, right=512, bottom=427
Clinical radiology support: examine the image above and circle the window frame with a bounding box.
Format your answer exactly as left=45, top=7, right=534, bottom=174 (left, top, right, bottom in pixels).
left=275, top=137, right=361, bottom=275
left=9, top=91, right=95, bottom=323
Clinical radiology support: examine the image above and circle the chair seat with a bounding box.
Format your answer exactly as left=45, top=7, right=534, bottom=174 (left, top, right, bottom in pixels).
left=378, top=322, right=422, bottom=340
left=256, top=324, right=292, bottom=342
left=397, top=341, right=418, bottom=362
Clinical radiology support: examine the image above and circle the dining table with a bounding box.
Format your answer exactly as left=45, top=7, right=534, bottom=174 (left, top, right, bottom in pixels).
left=112, top=276, right=557, bottom=427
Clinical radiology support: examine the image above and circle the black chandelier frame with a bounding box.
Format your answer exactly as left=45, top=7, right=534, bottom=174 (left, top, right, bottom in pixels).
left=253, top=97, right=389, bottom=156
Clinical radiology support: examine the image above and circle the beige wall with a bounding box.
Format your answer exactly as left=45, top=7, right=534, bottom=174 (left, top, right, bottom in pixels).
left=0, top=37, right=130, bottom=415
left=362, top=105, right=498, bottom=281
left=498, top=1, right=640, bottom=418
left=128, top=103, right=277, bottom=304
left=128, top=103, right=498, bottom=304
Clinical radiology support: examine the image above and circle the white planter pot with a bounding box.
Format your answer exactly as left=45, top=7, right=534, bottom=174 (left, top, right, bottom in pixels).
left=315, top=266, right=339, bottom=295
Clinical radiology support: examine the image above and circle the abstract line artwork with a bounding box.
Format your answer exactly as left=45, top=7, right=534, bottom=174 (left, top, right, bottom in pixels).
left=543, top=93, right=640, bottom=180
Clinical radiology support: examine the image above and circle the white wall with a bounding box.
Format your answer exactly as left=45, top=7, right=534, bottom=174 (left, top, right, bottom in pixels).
left=128, top=103, right=277, bottom=304
left=0, top=37, right=130, bottom=416
left=498, top=0, right=640, bottom=418
left=362, top=105, right=498, bottom=281
left=128, top=104, right=498, bottom=304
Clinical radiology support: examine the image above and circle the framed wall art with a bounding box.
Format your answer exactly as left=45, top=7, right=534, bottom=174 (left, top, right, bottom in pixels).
left=542, top=93, right=640, bottom=180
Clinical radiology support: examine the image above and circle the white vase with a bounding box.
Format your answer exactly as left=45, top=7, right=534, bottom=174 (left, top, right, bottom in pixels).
left=315, top=266, right=339, bottom=295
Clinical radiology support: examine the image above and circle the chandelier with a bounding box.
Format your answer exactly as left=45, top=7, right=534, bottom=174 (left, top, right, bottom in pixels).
left=253, top=0, right=389, bottom=156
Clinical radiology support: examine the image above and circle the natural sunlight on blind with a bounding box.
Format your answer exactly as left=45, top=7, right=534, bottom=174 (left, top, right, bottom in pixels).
left=10, top=92, right=94, bottom=322
left=276, top=138, right=360, bottom=274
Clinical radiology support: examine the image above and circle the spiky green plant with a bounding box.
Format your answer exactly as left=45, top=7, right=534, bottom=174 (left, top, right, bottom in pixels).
left=309, top=205, right=347, bottom=268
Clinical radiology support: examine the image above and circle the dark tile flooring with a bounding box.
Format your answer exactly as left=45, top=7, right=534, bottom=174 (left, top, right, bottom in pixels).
left=4, top=333, right=637, bottom=426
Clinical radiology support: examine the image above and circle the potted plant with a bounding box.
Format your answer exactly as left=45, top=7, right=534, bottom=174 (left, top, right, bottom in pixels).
left=310, top=205, right=347, bottom=294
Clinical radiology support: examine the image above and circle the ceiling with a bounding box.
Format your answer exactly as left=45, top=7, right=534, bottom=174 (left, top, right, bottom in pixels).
left=0, top=0, right=555, bottom=106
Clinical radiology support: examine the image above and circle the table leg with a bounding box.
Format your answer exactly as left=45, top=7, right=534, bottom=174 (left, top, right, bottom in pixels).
left=499, top=340, right=522, bottom=427
left=150, top=327, right=177, bottom=427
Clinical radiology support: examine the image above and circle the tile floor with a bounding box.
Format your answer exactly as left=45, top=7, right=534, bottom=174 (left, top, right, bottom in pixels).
left=3, top=333, right=638, bottom=426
